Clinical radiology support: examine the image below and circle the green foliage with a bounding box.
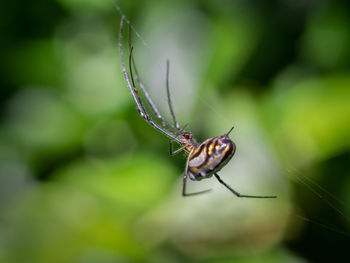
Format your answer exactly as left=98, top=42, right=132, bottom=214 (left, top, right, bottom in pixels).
left=1, top=0, right=350, bottom=262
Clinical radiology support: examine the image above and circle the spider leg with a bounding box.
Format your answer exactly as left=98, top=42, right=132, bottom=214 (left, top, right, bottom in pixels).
left=182, top=154, right=211, bottom=196
left=166, top=60, right=180, bottom=129
left=127, top=23, right=179, bottom=133
left=119, top=16, right=180, bottom=143
left=169, top=140, right=187, bottom=155
left=214, top=173, right=277, bottom=198
left=169, top=123, right=190, bottom=155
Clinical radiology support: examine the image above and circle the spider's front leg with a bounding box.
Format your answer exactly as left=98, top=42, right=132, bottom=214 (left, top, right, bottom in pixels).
left=169, top=140, right=187, bottom=156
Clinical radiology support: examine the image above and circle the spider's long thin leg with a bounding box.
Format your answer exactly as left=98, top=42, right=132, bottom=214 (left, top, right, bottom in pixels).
left=166, top=60, right=180, bottom=129
left=119, top=16, right=180, bottom=142
left=169, top=123, right=190, bottom=155
left=214, top=173, right=277, bottom=198
left=127, top=24, right=178, bottom=133
left=182, top=154, right=211, bottom=196
left=128, top=47, right=149, bottom=116
left=169, top=141, right=187, bottom=155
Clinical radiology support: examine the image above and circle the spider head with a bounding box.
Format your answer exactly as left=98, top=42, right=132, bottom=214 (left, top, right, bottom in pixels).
left=179, top=132, right=196, bottom=146
left=183, top=132, right=193, bottom=140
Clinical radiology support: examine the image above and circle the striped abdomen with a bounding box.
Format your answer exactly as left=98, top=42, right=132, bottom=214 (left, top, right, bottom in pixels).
left=187, top=135, right=236, bottom=181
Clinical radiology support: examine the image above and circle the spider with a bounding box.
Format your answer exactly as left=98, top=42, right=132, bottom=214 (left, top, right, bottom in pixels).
left=118, top=16, right=276, bottom=198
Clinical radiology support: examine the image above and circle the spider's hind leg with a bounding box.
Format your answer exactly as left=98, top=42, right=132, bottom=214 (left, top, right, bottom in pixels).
left=214, top=173, right=277, bottom=198
left=182, top=156, right=211, bottom=196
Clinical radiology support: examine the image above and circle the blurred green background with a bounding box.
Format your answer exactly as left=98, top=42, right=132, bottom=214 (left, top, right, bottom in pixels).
left=1, top=0, right=350, bottom=262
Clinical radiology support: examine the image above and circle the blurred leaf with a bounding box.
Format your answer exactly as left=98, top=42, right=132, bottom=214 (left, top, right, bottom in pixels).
left=55, top=17, right=130, bottom=117
left=55, top=153, right=177, bottom=214
left=57, top=0, right=112, bottom=13
left=7, top=39, right=60, bottom=86
left=205, top=14, right=259, bottom=87
left=263, top=73, right=350, bottom=165
left=3, top=87, right=85, bottom=163
left=1, top=153, right=178, bottom=263
left=300, top=3, right=350, bottom=70
left=1, top=184, right=145, bottom=263
left=83, top=119, right=137, bottom=158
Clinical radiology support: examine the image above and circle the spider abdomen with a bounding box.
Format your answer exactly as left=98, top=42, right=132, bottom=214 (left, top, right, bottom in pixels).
left=188, top=135, right=236, bottom=181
